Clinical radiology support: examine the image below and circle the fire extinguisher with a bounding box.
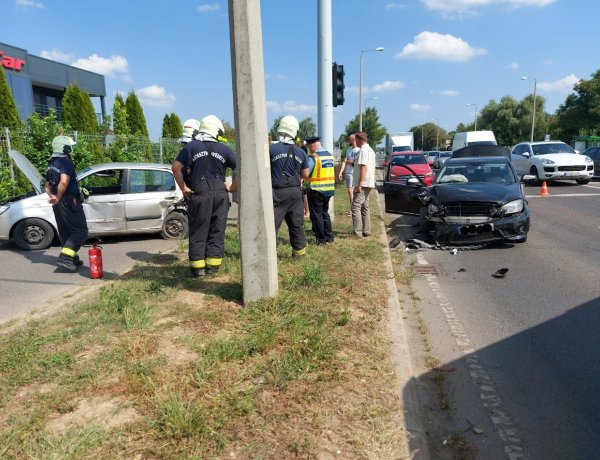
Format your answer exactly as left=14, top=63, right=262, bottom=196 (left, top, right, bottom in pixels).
left=88, top=238, right=104, bottom=279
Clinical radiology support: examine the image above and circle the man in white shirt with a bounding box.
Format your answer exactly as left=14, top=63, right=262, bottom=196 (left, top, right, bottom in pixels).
left=351, top=131, right=376, bottom=238
left=337, top=133, right=360, bottom=215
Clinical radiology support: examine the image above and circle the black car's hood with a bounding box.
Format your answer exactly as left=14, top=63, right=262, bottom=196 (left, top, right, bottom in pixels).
left=431, top=183, right=523, bottom=204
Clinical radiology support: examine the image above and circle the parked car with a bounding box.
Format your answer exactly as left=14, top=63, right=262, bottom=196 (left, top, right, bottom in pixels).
left=0, top=150, right=188, bottom=250
left=424, top=151, right=439, bottom=167
left=581, top=146, right=600, bottom=179
left=385, top=151, right=435, bottom=187
left=384, top=145, right=531, bottom=244
left=511, top=141, right=594, bottom=184
left=432, top=151, right=452, bottom=169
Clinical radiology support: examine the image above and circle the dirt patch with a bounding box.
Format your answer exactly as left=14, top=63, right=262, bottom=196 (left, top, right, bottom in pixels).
left=45, top=396, right=141, bottom=435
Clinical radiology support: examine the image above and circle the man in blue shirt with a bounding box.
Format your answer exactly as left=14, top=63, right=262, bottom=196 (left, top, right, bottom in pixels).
left=269, top=115, right=310, bottom=258
left=45, top=135, right=88, bottom=271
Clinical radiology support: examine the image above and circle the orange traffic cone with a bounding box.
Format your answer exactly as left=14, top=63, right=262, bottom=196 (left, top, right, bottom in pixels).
left=539, top=181, right=550, bottom=196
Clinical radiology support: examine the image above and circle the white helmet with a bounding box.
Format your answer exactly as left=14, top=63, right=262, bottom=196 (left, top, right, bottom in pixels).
left=180, top=119, right=200, bottom=143
left=277, top=115, right=299, bottom=138
left=199, top=115, right=225, bottom=139
left=51, top=135, right=76, bottom=154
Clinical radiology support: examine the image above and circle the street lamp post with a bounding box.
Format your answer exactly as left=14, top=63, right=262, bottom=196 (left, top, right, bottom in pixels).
left=359, top=47, right=384, bottom=132
left=466, top=103, right=478, bottom=131
left=521, top=76, right=537, bottom=142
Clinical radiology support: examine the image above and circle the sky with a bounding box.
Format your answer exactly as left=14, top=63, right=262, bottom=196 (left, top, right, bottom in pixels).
left=3, top=0, right=598, bottom=145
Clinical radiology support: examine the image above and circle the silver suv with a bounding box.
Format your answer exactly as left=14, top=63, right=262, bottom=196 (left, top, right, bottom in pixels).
left=0, top=150, right=188, bottom=250
left=511, top=141, right=594, bottom=184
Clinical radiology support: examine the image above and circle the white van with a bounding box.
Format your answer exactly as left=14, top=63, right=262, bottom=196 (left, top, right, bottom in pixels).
left=452, top=130, right=497, bottom=152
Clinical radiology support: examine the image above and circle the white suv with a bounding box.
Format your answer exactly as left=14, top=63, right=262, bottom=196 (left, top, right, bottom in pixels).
left=511, top=141, right=594, bottom=185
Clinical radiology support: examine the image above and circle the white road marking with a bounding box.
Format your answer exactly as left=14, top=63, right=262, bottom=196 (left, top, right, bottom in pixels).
left=417, top=252, right=525, bottom=459
left=526, top=193, right=600, bottom=198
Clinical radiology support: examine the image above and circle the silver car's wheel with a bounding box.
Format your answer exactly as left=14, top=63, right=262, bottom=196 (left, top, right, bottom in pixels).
left=161, top=212, right=188, bottom=239
left=13, top=218, right=55, bottom=250
left=576, top=178, right=591, bottom=185
left=530, top=166, right=541, bottom=185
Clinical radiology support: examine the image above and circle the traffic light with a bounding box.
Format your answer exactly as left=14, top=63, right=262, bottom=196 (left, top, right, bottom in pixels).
left=332, top=62, right=345, bottom=107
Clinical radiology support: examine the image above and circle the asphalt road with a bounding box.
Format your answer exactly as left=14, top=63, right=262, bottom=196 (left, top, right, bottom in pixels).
left=388, top=180, right=600, bottom=458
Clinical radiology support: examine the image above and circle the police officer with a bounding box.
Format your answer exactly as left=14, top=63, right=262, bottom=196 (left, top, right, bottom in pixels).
left=45, top=135, right=89, bottom=271
left=305, top=136, right=335, bottom=245
left=172, top=115, right=237, bottom=277
left=269, top=115, right=310, bottom=258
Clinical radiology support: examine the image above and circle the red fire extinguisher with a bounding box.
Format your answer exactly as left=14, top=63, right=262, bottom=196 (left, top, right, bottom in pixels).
left=88, top=239, right=104, bottom=279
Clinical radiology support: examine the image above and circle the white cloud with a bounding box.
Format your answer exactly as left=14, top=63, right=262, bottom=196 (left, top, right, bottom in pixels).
left=410, top=103, right=431, bottom=112
left=136, top=85, right=176, bottom=108
left=386, top=2, right=408, bottom=9
left=71, top=54, right=130, bottom=80
left=437, top=89, right=459, bottom=96
left=40, top=49, right=74, bottom=63
left=537, top=74, right=580, bottom=92
left=197, top=3, right=220, bottom=13
left=372, top=80, right=405, bottom=92
left=506, top=62, right=520, bottom=69
left=266, top=100, right=317, bottom=113
left=16, top=0, right=44, bottom=8
left=266, top=73, right=286, bottom=80
left=422, top=0, right=557, bottom=16
left=394, top=31, right=486, bottom=62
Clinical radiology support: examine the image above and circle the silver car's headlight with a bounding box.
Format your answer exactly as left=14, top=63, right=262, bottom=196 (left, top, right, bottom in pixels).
left=0, top=204, right=9, bottom=215
left=584, top=156, right=593, bottom=163
left=541, top=158, right=555, bottom=165
left=502, top=199, right=524, bottom=214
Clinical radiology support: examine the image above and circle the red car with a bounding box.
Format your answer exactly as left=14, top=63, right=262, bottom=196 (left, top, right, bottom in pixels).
left=386, top=151, right=435, bottom=186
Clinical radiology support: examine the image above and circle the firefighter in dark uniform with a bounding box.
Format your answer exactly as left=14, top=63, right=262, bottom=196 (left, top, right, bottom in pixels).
left=172, top=115, right=237, bottom=277
left=45, top=135, right=89, bottom=271
left=305, top=136, right=335, bottom=245
left=269, top=115, right=310, bottom=258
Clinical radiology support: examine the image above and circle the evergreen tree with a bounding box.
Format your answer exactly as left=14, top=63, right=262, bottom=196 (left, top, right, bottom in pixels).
left=62, top=83, right=98, bottom=132
left=125, top=91, right=149, bottom=137
left=170, top=113, right=183, bottom=138
left=343, top=107, right=387, bottom=149
left=0, top=66, right=21, bottom=130
left=112, top=93, right=129, bottom=135
left=161, top=114, right=171, bottom=138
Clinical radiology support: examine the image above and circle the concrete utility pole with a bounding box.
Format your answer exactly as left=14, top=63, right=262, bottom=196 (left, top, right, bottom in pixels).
left=228, top=0, right=278, bottom=304
left=317, top=0, right=334, bottom=221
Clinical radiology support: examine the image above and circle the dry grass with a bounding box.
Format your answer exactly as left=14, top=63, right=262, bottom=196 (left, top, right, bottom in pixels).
left=0, top=188, right=406, bottom=459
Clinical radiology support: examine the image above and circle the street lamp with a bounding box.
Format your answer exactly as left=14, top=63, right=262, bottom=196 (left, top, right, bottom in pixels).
left=521, top=76, right=537, bottom=142
left=359, top=47, right=384, bottom=131
left=466, top=103, right=478, bottom=130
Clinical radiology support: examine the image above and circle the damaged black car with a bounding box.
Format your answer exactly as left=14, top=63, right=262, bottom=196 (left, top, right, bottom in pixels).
left=384, top=145, right=532, bottom=245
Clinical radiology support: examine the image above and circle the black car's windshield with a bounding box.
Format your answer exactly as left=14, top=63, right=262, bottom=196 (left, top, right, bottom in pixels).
left=532, top=143, right=574, bottom=155
left=436, top=161, right=515, bottom=184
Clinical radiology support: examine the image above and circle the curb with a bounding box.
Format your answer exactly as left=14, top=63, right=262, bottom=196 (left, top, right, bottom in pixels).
left=376, top=181, right=431, bottom=459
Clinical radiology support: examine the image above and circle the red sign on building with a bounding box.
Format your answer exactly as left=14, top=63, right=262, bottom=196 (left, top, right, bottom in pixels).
left=0, top=50, right=25, bottom=71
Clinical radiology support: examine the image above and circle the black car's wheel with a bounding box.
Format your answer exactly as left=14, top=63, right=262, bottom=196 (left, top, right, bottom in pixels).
left=576, top=178, right=591, bottom=185
left=161, top=212, right=188, bottom=239
left=13, top=218, right=55, bottom=250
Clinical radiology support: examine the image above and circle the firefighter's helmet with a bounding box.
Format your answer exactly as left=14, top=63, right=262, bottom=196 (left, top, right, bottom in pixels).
left=51, top=135, right=76, bottom=155
left=180, top=119, right=200, bottom=143
left=199, top=115, right=225, bottom=139
left=277, top=115, right=299, bottom=138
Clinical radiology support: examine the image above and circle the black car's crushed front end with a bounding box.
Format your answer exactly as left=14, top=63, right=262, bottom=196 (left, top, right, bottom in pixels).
left=420, top=196, right=530, bottom=244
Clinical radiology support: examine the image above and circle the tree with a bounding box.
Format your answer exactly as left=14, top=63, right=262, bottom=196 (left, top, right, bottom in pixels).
left=0, top=66, right=21, bottom=130
left=343, top=107, right=387, bottom=149
left=169, top=113, right=182, bottom=138
left=553, top=70, right=600, bottom=141
left=269, top=116, right=283, bottom=141
left=62, top=83, right=98, bottom=133
left=410, top=122, right=448, bottom=151
left=112, top=93, right=129, bottom=135
left=125, top=91, right=149, bottom=137
left=298, top=117, right=316, bottom=141
left=161, top=114, right=171, bottom=138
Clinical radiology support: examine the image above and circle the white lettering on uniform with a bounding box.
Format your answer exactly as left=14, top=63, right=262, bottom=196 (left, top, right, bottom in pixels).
left=192, top=151, right=208, bottom=161
left=211, top=152, right=225, bottom=163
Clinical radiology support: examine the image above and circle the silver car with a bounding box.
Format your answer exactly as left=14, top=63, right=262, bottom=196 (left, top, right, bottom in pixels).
left=0, top=150, right=188, bottom=250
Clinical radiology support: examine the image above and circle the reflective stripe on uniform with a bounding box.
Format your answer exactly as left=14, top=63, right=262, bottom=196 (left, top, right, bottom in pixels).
left=190, top=259, right=206, bottom=268
left=292, top=247, right=306, bottom=256
left=206, top=257, right=222, bottom=267
left=306, top=152, right=335, bottom=192
left=61, top=247, right=77, bottom=257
